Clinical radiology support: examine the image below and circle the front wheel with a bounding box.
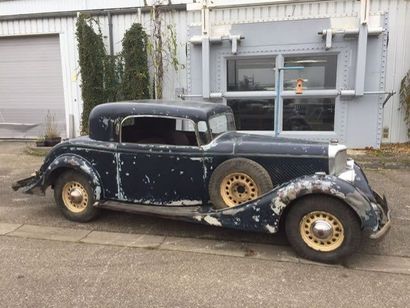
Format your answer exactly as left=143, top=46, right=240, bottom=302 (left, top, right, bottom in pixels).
left=285, top=195, right=361, bottom=263
left=54, top=170, right=100, bottom=222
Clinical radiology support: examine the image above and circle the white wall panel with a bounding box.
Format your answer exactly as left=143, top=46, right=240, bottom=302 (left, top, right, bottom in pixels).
left=0, top=0, right=408, bottom=142
left=0, top=0, right=146, bottom=16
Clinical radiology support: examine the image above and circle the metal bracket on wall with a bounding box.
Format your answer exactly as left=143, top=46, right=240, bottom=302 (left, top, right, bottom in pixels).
left=339, top=90, right=396, bottom=107
left=190, top=34, right=244, bottom=53
left=318, top=27, right=383, bottom=50
left=382, top=91, right=396, bottom=107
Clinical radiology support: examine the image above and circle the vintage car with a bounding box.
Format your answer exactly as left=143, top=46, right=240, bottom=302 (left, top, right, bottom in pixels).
left=13, top=100, right=391, bottom=263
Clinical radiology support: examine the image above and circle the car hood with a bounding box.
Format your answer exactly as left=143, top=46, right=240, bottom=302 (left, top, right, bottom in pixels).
left=205, top=131, right=329, bottom=157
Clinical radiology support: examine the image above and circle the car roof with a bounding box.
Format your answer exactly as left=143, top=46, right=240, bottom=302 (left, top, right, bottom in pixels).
left=90, top=100, right=232, bottom=122
left=88, top=100, right=233, bottom=141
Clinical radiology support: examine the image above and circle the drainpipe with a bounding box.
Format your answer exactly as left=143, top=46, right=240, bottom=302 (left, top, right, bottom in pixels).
left=201, top=1, right=210, bottom=99
left=107, top=11, right=114, bottom=56
left=355, top=0, right=370, bottom=96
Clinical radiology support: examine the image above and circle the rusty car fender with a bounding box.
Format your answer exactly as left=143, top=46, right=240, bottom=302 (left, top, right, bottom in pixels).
left=194, top=174, right=379, bottom=234
left=43, top=154, right=103, bottom=200
left=16, top=154, right=104, bottom=200
left=270, top=174, right=379, bottom=232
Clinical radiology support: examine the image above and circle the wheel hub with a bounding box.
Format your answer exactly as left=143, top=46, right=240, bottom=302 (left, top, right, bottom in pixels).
left=300, top=211, right=345, bottom=252
left=62, top=181, right=89, bottom=213
left=220, top=172, right=259, bottom=207
left=311, top=220, right=333, bottom=239
left=69, top=188, right=83, bottom=204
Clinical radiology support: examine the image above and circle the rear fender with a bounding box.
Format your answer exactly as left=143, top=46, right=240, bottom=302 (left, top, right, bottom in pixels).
left=41, top=154, right=103, bottom=200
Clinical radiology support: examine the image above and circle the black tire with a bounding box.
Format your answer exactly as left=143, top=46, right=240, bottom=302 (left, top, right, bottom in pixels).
left=54, top=170, right=100, bottom=222
left=209, top=158, right=273, bottom=209
left=285, top=195, right=361, bottom=263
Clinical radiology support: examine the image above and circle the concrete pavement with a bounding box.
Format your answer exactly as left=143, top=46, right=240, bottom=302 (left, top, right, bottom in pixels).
left=1, top=141, right=410, bottom=306
left=1, top=222, right=410, bottom=276
left=0, top=235, right=409, bottom=307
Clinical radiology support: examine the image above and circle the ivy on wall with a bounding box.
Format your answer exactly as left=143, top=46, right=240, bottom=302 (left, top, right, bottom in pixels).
left=147, top=4, right=185, bottom=99
left=76, top=14, right=106, bottom=133
left=104, top=55, right=123, bottom=102
left=400, top=70, right=410, bottom=127
left=121, top=23, right=150, bottom=100
left=76, top=9, right=183, bottom=132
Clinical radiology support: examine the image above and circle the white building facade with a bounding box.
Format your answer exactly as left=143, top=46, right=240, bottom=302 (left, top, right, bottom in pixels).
left=0, top=0, right=409, bottom=147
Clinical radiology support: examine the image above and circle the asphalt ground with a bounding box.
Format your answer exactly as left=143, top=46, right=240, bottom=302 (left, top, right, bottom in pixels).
left=0, top=141, right=409, bottom=307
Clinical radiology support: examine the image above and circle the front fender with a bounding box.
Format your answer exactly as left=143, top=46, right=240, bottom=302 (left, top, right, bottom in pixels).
left=195, top=174, right=379, bottom=234
left=271, top=174, right=379, bottom=232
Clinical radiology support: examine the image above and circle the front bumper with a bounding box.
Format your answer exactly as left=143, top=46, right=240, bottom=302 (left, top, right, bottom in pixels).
left=338, top=160, right=391, bottom=239
left=369, top=191, right=392, bottom=239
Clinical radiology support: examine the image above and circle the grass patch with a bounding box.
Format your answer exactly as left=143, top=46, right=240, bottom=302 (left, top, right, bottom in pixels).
left=351, top=143, right=410, bottom=168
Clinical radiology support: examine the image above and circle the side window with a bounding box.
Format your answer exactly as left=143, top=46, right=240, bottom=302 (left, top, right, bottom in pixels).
left=197, top=121, right=211, bottom=145
left=121, top=116, right=199, bottom=146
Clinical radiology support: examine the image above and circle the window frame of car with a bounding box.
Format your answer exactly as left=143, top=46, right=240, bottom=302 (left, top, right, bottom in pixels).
left=119, top=114, right=203, bottom=148
left=206, top=112, right=236, bottom=140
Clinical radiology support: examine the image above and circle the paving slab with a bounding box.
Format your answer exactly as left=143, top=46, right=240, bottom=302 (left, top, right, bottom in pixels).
left=244, top=242, right=300, bottom=263
left=346, top=253, right=410, bottom=275
left=82, top=230, right=165, bottom=248
left=0, top=222, right=22, bottom=235
left=8, top=224, right=91, bottom=242
left=2, top=223, right=410, bottom=276
left=161, top=236, right=251, bottom=257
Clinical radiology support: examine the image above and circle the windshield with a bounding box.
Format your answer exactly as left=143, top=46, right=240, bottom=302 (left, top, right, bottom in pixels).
left=208, top=112, right=236, bottom=138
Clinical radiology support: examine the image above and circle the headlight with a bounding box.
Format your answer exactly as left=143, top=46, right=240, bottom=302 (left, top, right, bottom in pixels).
left=328, top=141, right=347, bottom=175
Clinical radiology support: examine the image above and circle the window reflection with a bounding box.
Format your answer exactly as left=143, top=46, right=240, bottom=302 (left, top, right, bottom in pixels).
left=227, top=58, right=275, bottom=91
left=283, top=98, right=335, bottom=131
left=227, top=99, right=275, bottom=130
left=284, top=55, right=337, bottom=90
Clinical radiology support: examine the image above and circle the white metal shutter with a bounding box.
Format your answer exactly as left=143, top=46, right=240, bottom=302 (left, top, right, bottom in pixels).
left=0, top=35, right=66, bottom=138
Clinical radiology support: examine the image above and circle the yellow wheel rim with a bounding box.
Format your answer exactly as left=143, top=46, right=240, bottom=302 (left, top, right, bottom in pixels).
left=300, top=211, right=345, bottom=252
left=220, top=172, right=259, bottom=207
left=61, top=181, right=89, bottom=213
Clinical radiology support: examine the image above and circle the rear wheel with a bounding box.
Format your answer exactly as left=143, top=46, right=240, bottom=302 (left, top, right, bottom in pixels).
left=285, top=195, right=361, bottom=263
left=54, top=170, right=100, bottom=222
left=209, top=158, right=273, bottom=209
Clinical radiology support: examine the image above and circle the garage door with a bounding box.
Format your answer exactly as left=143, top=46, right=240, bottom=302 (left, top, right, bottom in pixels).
left=0, top=35, right=66, bottom=138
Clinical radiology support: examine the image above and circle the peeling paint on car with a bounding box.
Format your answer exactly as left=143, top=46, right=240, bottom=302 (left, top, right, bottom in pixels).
left=12, top=100, right=388, bottom=239
left=203, top=215, right=223, bottom=226
left=265, top=224, right=277, bottom=233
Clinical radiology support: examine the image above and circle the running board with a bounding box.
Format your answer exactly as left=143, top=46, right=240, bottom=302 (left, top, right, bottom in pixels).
left=96, top=200, right=213, bottom=221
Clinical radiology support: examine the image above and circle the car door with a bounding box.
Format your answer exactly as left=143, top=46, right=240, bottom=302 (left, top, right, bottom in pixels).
left=116, top=116, right=206, bottom=205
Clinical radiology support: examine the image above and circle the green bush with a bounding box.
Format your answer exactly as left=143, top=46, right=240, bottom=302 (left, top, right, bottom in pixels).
left=77, top=16, right=151, bottom=134
left=104, top=54, right=123, bottom=102
left=400, top=70, right=410, bottom=127
left=76, top=14, right=106, bottom=133
left=122, top=23, right=150, bottom=100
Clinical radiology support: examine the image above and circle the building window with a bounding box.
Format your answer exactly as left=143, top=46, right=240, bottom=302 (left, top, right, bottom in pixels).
left=227, top=58, right=275, bottom=91
left=284, top=55, right=337, bottom=90
left=225, top=54, right=338, bottom=133
left=227, top=99, right=275, bottom=130
left=283, top=98, right=335, bottom=131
